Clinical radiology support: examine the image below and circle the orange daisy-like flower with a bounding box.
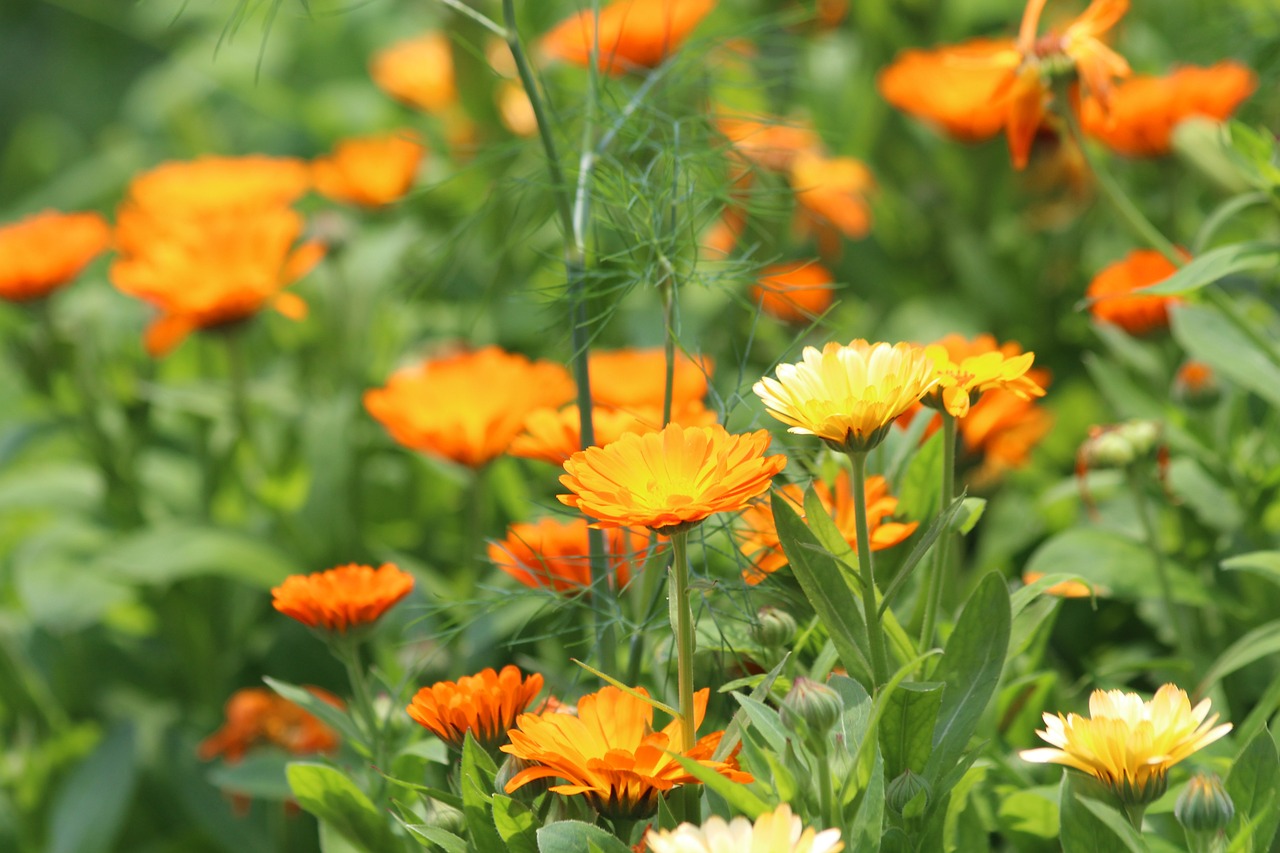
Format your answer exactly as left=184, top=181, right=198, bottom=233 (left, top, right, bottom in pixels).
left=1080, top=62, right=1257, bottom=157
left=271, top=563, right=414, bottom=633
left=922, top=333, right=1046, bottom=418
left=541, top=0, right=716, bottom=74
left=1087, top=249, right=1182, bottom=336
left=365, top=346, right=576, bottom=468
left=559, top=423, right=787, bottom=534
left=789, top=153, right=875, bottom=256
left=370, top=32, right=458, bottom=114
left=717, top=115, right=824, bottom=173
left=312, top=131, right=425, bottom=207
left=511, top=400, right=719, bottom=465
left=489, top=517, right=652, bottom=593
left=738, top=472, right=917, bottom=585
left=752, top=261, right=835, bottom=324
left=406, top=665, right=543, bottom=752
left=589, top=348, right=713, bottom=412
left=200, top=687, right=343, bottom=763
left=503, top=685, right=751, bottom=819
left=0, top=210, right=111, bottom=302
left=123, top=155, right=310, bottom=211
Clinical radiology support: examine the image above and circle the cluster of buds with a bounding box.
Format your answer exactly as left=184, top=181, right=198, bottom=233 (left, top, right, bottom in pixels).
left=1075, top=419, right=1168, bottom=515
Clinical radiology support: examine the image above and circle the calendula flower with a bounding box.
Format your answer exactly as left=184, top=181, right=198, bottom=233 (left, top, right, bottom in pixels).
left=646, top=802, right=844, bottom=853
left=541, top=0, right=716, bottom=74
left=200, top=687, right=343, bottom=763
left=488, top=518, right=651, bottom=593
left=503, top=685, right=751, bottom=820
left=365, top=346, right=575, bottom=467
left=879, top=0, right=1131, bottom=168
left=738, top=472, right=917, bottom=585
left=511, top=400, right=718, bottom=465
left=0, top=210, right=111, bottom=301
left=312, top=131, right=425, bottom=207
left=1021, top=684, right=1232, bottom=805
left=589, top=348, right=713, bottom=412
left=755, top=340, right=937, bottom=452
left=1087, top=249, right=1182, bottom=336
left=559, top=423, right=787, bottom=534
left=123, top=155, right=310, bottom=211
left=1080, top=62, right=1257, bottom=157
left=922, top=333, right=1046, bottom=418
left=790, top=153, right=874, bottom=256
left=271, top=563, right=414, bottom=633
left=717, top=114, right=824, bottom=173
left=407, top=665, right=544, bottom=752
left=370, top=32, right=458, bottom=114
left=752, top=261, right=835, bottom=324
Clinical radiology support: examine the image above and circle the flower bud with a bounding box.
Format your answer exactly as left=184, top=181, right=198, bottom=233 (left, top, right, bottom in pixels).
left=496, top=754, right=549, bottom=801
left=1173, top=361, right=1221, bottom=409
left=886, top=769, right=931, bottom=818
left=1176, top=771, right=1234, bottom=834
left=780, top=677, right=842, bottom=738
left=423, top=800, right=466, bottom=835
left=753, top=607, right=798, bottom=650
left=1079, top=420, right=1161, bottom=470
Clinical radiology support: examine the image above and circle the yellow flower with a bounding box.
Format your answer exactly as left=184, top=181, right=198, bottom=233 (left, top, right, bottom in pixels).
left=753, top=340, right=936, bottom=452
left=1021, top=684, right=1232, bottom=805
left=922, top=334, right=1046, bottom=418
left=645, top=803, right=844, bottom=853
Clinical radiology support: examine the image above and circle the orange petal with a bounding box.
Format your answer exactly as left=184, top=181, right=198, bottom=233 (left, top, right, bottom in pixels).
left=284, top=241, right=326, bottom=284
left=145, top=314, right=197, bottom=357
left=272, top=292, right=309, bottom=321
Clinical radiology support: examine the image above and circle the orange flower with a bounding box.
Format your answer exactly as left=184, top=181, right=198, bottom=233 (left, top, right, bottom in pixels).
left=365, top=346, right=576, bottom=467
left=407, top=665, right=543, bottom=752
left=1087, top=249, right=1182, bottom=335
left=271, top=563, right=414, bottom=633
left=589, top=348, right=713, bottom=411
left=542, top=0, right=716, bottom=74
left=752, top=261, right=835, bottom=324
left=370, top=32, right=458, bottom=113
left=717, top=115, right=823, bottom=173
left=961, top=371, right=1054, bottom=481
left=502, top=685, right=751, bottom=819
left=200, top=687, right=343, bottom=763
left=0, top=210, right=111, bottom=301
left=511, top=400, right=719, bottom=465
left=922, top=333, right=1046, bottom=418
left=559, top=423, right=787, bottom=534
left=1080, top=62, right=1257, bottom=157
left=312, top=131, right=425, bottom=207
left=489, top=517, right=653, bottom=593
left=789, top=153, right=875, bottom=254
left=123, top=155, right=310, bottom=211
left=738, top=472, right=917, bottom=585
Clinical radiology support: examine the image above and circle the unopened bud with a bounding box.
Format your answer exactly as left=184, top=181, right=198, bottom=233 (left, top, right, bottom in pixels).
left=1173, top=361, right=1221, bottom=409
left=1176, top=771, right=1234, bottom=834
left=1079, top=420, right=1161, bottom=469
left=423, top=800, right=465, bottom=834
left=780, top=677, right=841, bottom=738
left=753, top=607, right=797, bottom=650
left=886, top=769, right=931, bottom=818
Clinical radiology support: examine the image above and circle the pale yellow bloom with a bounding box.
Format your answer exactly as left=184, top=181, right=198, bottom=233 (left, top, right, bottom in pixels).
left=753, top=341, right=936, bottom=452
left=1021, top=684, right=1232, bottom=804
left=645, top=803, right=844, bottom=853
left=922, top=334, right=1045, bottom=418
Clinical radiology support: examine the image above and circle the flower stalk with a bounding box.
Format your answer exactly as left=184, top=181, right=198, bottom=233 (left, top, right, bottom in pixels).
left=849, top=451, right=891, bottom=689
left=668, top=528, right=698, bottom=753
left=918, top=412, right=957, bottom=650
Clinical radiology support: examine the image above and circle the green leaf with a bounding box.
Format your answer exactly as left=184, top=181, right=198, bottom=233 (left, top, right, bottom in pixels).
left=492, top=795, right=539, bottom=853
left=461, top=731, right=504, bottom=852
left=264, top=677, right=363, bottom=745
left=47, top=724, right=137, bottom=853
left=923, top=573, right=1010, bottom=788
left=879, top=682, right=943, bottom=779
left=400, top=822, right=468, bottom=853
left=1167, top=458, right=1243, bottom=532
left=1226, top=726, right=1280, bottom=850
left=207, top=751, right=293, bottom=800
left=1171, top=303, right=1280, bottom=411
left=1023, top=528, right=1208, bottom=604
left=535, top=820, right=633, bottom=853
left=1197, top=620, right=1280, bottom=694
left=667, top=752, right=772, bottom=818
left=286, top=762, right=394, bottom=853
left=847, top=753, right=884, bottom=852
left=713, top=653, right=790, bottom=762
left=996, top=785, right=1060, bottom=839
left=953, top=497, right=986, bottom=534
left=1221, top=551, right=1280, bottom=587
left=878, top=495, right=968, bottom=615
left=1138, top=242, right=1280, bottom=295
left=94, top=524, right=300, bottom=588
left=772, top=490, right=872, bottom=682
left=1059, top=772, right=1146, bottom=853
left=1077, top=799, right=1148, bottom=852
left=731, top=694, right=789, bottom=755
left=895, top=430, right=943, bottom=525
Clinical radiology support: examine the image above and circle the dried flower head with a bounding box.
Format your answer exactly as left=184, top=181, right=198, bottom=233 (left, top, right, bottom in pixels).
left=0, top=210, right=111, bottom=301
left=271, top=563, right=414, bottom=633
left=407, top=665, right=544, bottom=752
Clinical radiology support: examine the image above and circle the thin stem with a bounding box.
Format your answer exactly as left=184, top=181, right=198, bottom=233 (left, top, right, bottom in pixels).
left=1126, top=468, right=1191, bottom=660
left=669, top=530, right=697, bottom=752
left=224, top=332, right=254, bottom=453
left=918, top=413, right=957, bottom=650
left=661, top=281, right=677, bottom=426
left=1123, top=802, right=1147, bottom=833
left=335, top=639, right=387, bottom=800
left=439, top=0, right=506, bottom=37
left=849, top=452, right=890, bottom=689
left=816, top=750, right=836, bottom=831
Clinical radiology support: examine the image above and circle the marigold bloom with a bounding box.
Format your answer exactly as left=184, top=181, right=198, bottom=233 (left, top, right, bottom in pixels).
left=0, top=210, right=111, bottom=301
left=365, top=346, right=575, bottom=467
left=755, top=340, right=937, bottom=452
left=717, top=115, right=823, bottom=172
left=878, top=39, right=1016, bottom=143
left=1021, top=684, right=1232, bottom=805
left=542, top=0, right=716, bottom=74
left=512, top=400, right=718, bottom=465
left=559, top=423, right=786, bottom=533
left=738, top=472, right=916, bottom=585
left=407, top=665, right=543, bottom=752
left=962, top=372, right=1054, bottom=482
left=502, top=685, right=751, bottom=819
left=790, top=153, right=874, bottom=252
left=489, top=518, right=651, bottom=593
left=1080, top=62, right=1257, bottom=157
left=312, top=132, right=425, bottom=207
left=923, top=333, right=1046, bottom=418
left=271, top=563, right=414, bottom=633
left=123, top=155, right=310, bottom=211
left=370, top=32, right=458, bottom=113
left=200, top=687, right=343, bottom=763
left=752, top=261, right=835, bottom=324
left=589, top=348, right=713, bottom=411
left=1087, top=249, right=1182, bottom=336
left=646, top=803, right=844, bottom=853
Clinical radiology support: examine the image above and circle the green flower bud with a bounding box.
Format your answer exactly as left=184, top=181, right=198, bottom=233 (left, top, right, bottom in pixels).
left=1173, top=362, right=1221, bottom=409
left=753, top=607, right=798, bottom=650
left=1176, top=772, right=1234, bottom=834
left=423, top=800, right=466, bottom=835
left=780, top=677, right=842, bottom=739
left=886, top=769, right=931, bottom=818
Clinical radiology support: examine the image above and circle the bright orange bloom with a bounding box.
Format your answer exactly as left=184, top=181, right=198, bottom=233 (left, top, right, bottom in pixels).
left=503, top=685, right=752, bottom=819
left=489, top=518, right=651, bottom=593
left=789, top=153, right=874, bottom=254
left=738, top=472, right=917, bottom=585
left=511, top=400, right=718, bottom=465
left=560, top=423, right=787, bottom=534
left=961, top=370, right=1054, bottom=481
left=200, top=687, right=343, bottom=763
left=312, top=131, right=425, bottom=207
left=0, top=210, right=111, bottom=301
left=589, top=348, right=713, bottom=412
left=370, top=32, right=458, bottom=113
left=122, top=155, right=310, bottom=211
left=1087, top=249, right=1182, bottom=336
left=365, top=346, right=575, bottom=467
left=1080, top=62, right=1257, bottom=157
left=407, top=665, right=544, bottom=752
left=752, top=261, right=835, bottom=324
left=271, top=563, right=414, bottom=633
left=879, top=0, right=1130, bottom=168
left=717, top=115, right=823, bottom=173
left=1022, top=570, right=1101, bottom=598
left=542, top=0, right=716, bottom=74
left=923, top=333, right=1046, bottom=418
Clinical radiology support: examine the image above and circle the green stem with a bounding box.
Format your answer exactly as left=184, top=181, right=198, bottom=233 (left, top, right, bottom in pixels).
left=849, top=452, right=890, bottom=690
left=1125, top=468, right=1191, bottom=661
left=462, top=465, right=488, bottom=600
left=1123, top=802, right=1147, bottom=833
left=918, top=413, right=957, bottom=650
left=816, top=750, right=836, bottom=831
left=661, top=279, right=676, bottom=426
left=669, top=530, right=697, bottom=753
left=335, top=639, right=388, bottom=800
